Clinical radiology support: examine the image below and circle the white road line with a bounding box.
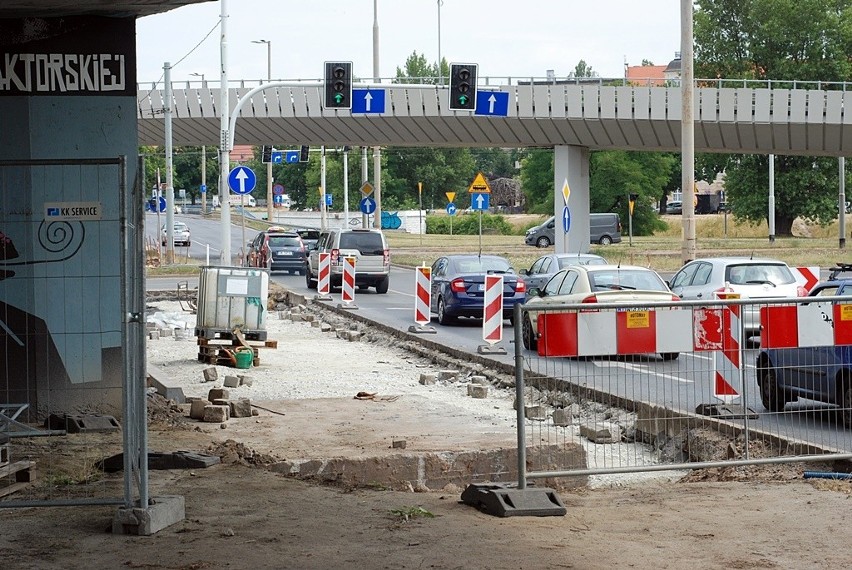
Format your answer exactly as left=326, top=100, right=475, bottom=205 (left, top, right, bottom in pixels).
left=593, top=360, right=693, bottom=383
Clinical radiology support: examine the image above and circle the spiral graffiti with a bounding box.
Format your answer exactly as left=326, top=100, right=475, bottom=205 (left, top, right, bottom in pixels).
left=0, top=220, right=85, bottom=268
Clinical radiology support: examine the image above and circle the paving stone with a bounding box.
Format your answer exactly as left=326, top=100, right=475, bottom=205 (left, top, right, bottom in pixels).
left=148, top=330, right=160, bottom=340
left=438, top=370, right=459, bottom=382
left=419, top=373, right=437, bottom=386
left=470, top=375, right=489, bottom=385
left=238, top=375, right=253, bottom=387
left=223, top=375, right=241, bottom=388
left=202, top=367, right=218, bottom=382
left=524, top=405, right=548, bottom=421
left=202, top=405, right=229, bottom=423
left=229, top=399, right=252, bottom=418
left=391, top=440, right=406, bottom=449
left=551, top=408, right=573, bottom=427
left=467, top=385, right=488, bottom=399
left=207, top=388, right=229, bottom=401
left=189, top=399, right=211, bottom=420
left=320, top=323, right=333, bottom=332
left=579, top=421, right=621, bottom=443
left=159, top=328, right=173, bottom=337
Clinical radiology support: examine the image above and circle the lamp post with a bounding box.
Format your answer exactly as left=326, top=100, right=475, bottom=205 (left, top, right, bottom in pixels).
left=192, top=73, right=206, bottom=214
left=190, top=72, right=205, bottom=85
left=253, top=39, right=273, bottom=223
left=437, top=0, right=443, bottom=84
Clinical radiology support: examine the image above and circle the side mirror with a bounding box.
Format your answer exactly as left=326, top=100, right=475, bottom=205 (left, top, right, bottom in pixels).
left=519, top=269, right=528, bottom=276
left=528, top=287, right=541, bottom=297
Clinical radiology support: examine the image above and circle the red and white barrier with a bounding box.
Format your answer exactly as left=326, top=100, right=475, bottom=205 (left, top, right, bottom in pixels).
left=712, top=293, right=742, bottom=403
left=414, top=266, right=431, bottom=326
left=761, top=302, right=852, bottom=348
left=317, top=252, right=331, bottom=295
left=482, top=275, right=504, bottom=344
left=537, top=308, right=694, bottom=357
left=793, top=266, right=820, bottom=292
left=341, top=255, right=356, bottom=306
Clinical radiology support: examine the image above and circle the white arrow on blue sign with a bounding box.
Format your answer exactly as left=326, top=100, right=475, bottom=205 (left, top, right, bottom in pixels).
left=446, top=203, right=457, bottom=216
left=228, top=166, right=257, bottom=195
left=157, top=196, right=167, bottom=212
left=471, top=192, right=490, bottom=211
left=360, top=197, right=377, bottom=215
left=562, top=206, right=571, bottom=233
left=271, top=151, right=284, bottom=164
left=352, top=89, right=386, bottom=114
left=475, top=91, right=509, bottom=116
left=285, top=150, right=300, bottom=163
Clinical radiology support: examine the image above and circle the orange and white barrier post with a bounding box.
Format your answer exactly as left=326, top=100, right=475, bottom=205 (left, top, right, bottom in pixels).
left=409, top=264, right=436, bottom=333
left=316, top=252, right=332, bottom=300
left=713, top=291, right=742, bottom=404
left=339, top=255, right=358, bottom=309
left=478, top=275, right=507, bottom=354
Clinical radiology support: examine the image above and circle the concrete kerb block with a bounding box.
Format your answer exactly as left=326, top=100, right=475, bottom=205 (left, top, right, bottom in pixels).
left=229, top=398, right=252, bottom=418
left=202, top=367, right=218, bottom=382
left=419, top=373, right=437, bottom=386
left=223, top=375, right=241, bottom=388
left=438, top=370, right=460, bottom=382
left=189, top=399, right=211, bottom=420
left=551, top=408, right=573, bottom=427
left=207, top=388, right=229, bottom=401
left=469, top=375, right=489, bottom=385
left=159, top=328, right=173, bottom=338
left=112, top=495, right=186, bottom=536
left=579, top=421, right=622, bottom=444
left=467, top=384, right=488, bottom=399
left=148, top=330, right=160, bottom=340
left=203, top=405, right=229, bottom=423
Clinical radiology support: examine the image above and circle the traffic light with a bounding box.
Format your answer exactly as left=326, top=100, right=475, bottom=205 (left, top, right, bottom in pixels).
left=449, top=63, right=478, bottom=111
left=299, top=145, right=309, bottom=162
left=261, top=145, right=272, bottom=163
left=324, top=61, right=353, bottom=109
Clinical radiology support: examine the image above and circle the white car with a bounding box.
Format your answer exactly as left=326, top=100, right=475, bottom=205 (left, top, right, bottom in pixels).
left=161, top=221, right=191, bottom=247
left=668, top=257, right=806, bottom=335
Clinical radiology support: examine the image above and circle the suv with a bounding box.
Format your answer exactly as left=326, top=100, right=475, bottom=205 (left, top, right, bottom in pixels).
left=247, top=227, right=306, bottom=274
left=306, top=229, right=390, bottom=294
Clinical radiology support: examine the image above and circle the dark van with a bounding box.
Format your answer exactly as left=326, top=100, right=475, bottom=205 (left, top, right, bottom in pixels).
left=524, top=213, right=622, bottom=247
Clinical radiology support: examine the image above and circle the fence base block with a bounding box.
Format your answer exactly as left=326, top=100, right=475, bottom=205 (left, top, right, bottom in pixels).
left=408, top=324, right=437, bottom=334
left=476, top=344, right=507, bottom=355
left=460, top=483, right=566, bottom=517
left=336, top=303, right=359, bottom=310
left=695, top=403, right=759, bottom=420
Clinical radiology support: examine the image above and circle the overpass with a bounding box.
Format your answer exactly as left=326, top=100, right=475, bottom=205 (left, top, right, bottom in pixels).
left=138, top=79, right=852, bottom=157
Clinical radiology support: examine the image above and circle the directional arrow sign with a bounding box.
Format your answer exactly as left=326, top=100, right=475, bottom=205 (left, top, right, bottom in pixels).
left=228, top=166, right=256, bottom=195
left=360, top=197, right=377, bottom=214
left=471, top=192, right=490, bottom=211
left=352, top=89, right=386, bottom=113
left=271, top=151, right=284, bottom=164
left=474, top=91, right=509, bottom=116
left=285, top=150, right=300, bottom=163
left=562, top=206, right=571, bottom=233
left=446, top=203, right=457, bottom=216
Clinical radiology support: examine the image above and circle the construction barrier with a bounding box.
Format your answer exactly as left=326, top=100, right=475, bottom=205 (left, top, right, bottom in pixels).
left=317, top=252, right=331, bottom=296
left=482, top=275, right=504, bottom=344
left=340, top=255, right=356, bottom=307
left=414, top=266, right=431, bottom=326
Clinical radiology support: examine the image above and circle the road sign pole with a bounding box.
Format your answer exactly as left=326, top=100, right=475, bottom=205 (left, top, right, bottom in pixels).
left=479, top=210, right=483, bottom=257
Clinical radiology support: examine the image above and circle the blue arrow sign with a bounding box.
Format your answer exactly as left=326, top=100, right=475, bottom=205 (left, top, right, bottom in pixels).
left=475, top=91, right=509, bottom=116
left=200, top=183, right=207, bottom=193
left=471, top=192, right=490, bottom=211
left=228, top=166, right=256, bottom=195
left=562, top=206, right=571, bottom=233
left=285, top=150, right=300, bottom=163
left=271, top=151, right=284, bottom=164
left=158, top=196, right=167, bottom=212
left=360, top=197, right=377, bottom=215
left=352, top=89, right=386, bottom=114
left=446, top=203, right=457, bottom=216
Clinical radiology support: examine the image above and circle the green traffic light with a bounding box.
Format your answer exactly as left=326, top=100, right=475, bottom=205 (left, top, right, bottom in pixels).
left=334, top=93, right=344, bottom=104
left=458, top=95, right=469, bottom=106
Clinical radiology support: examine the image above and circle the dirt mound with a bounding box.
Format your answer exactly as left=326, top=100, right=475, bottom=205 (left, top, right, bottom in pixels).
left=205, top=438, right=278, bottom=466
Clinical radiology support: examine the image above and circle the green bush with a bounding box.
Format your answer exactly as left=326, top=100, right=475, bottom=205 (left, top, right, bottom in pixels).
left=426, top=213, right=515, bottom=235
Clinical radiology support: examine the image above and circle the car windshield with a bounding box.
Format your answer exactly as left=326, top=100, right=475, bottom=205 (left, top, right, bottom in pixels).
left=451, top=257, right=513, bottom=274
left=725, top=263, right=795, bottom=285
left=588, top=269, right=667, bottom=291
left=557, top=256, right=606, bottom=268
left=268, top=236, right=301, bottom=248
left=338, top=232, right=384, bottom=253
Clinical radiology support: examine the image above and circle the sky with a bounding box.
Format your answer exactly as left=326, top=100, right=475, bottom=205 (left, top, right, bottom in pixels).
left=135, top=0, right=683, bottom=85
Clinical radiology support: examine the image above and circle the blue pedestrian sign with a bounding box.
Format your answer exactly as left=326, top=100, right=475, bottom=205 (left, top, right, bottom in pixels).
left=475, top=91, right=509, bottom=117
left=446, top=203, right=457, bottom=216
left=271, top=151, right=284, bottom=164
left=562, top=206, right=571, bottom=233
left=228, top=166, right=256, bottom=195
left=200, top=183, right=207, bottom=193
left=285, top=150, right=300, bottom=163
left=352, top=89, right=386, bottom=114
left=360, top=197, right=377, bottom=215
left=324, top=194, right=333, bottom=206
left=470, top=192, right=490, bottom=211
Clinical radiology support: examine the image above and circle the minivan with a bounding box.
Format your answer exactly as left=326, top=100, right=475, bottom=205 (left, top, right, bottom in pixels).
left=306, top=229, right=390, bottom=293
left=524, top=213, right=622, bottom=247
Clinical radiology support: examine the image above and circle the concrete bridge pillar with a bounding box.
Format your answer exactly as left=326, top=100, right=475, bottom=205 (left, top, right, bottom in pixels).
left=553, top=145, right=590, bottom=254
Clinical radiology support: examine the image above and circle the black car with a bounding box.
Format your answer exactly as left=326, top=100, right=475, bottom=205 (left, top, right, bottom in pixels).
left=247, top=227, right=306, bottom=274
left=295, top=228, right=321, bottom=251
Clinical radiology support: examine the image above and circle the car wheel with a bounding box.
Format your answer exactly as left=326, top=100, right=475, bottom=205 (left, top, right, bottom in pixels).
left=375, top=276, right=389, bottom=294
left=522, top=316, right=538, bottom=351
left=840, top=382, right=852, bottom=428
left=758, top=365, right=788, bottom=412
left=306, top=270, right=317, bottom=290
left=536, top=236, right=551, bottom=248
left=437, top=297, right=456, bottom=325
left=660, top=352, right=679, bottom=361
left=599, top=235, right=613, bottom=245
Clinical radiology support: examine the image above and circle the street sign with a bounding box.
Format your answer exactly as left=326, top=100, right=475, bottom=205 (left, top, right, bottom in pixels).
left=228, top=166, right=256, bottom=195
left=471, top=192, right=490, bottom=211
left=562, top=179, right=571, bottom=204
left=352, top=89, right=386, bottom=114
left=325, top=194, right=333, bottom=206
left=273, top=194, right=285, bottom=206
left=273, top=183, right=285, bottom=196
left=562, top=206, right=571, bottom=233
left=271, top=151, right=283, bottom=164
left=157, top=196, right=166, bottom=212
left=360, top=181, right=374, bottom=197
left=200, top=183, right=207, bottom=193
left=285, top=150, right=300, bottom=163
left=360, top=197, right=377, bottom=214
left=474, top=91, right=509, bottom=116
left=467, top=172, right=491, bottom=194
left=178, top=188, right=186, bottom=198
left=445, top=191, right=456, bottom=203
left=446, top=203, right=457, bottom=216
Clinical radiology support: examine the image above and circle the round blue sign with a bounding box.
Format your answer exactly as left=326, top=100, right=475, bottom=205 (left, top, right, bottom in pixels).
left=360, top=197, right=377, bottom=215
left=158, top=196, right=167, bottom=213
left=228, top=166, right=256, bottom=195
left=273, top=183, right=285, bottom=196
left=446, top=203, right=457, bottom=216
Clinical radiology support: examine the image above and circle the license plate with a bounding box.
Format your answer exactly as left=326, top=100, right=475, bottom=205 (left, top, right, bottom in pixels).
left=278, top=251, right=292, bottom=256
left=476, top=284, right=484, bottom=292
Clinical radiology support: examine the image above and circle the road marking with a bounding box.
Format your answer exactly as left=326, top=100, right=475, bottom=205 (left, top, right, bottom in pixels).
left=593, top=361, right=693, bottom=383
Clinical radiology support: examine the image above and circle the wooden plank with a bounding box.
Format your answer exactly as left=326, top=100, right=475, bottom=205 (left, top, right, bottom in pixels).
left=0, top=460, right=36, bottom=498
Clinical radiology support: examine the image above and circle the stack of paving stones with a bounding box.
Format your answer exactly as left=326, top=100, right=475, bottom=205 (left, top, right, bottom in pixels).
left=186, top=368, right=258, bottom=425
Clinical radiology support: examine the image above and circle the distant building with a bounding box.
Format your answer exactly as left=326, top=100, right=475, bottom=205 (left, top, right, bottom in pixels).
left=624, top=52, right=682, bottom=86
left=230, top=144, right=255, bottom=164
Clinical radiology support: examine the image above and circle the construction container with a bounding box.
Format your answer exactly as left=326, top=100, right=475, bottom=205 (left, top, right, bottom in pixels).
left=195, top=266, right=269, bottom=340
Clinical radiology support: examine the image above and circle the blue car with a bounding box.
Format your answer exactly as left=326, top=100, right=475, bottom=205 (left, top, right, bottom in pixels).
left=755, top=265, right=852, bottom=427
left=429, top=254, right=526, bottom=325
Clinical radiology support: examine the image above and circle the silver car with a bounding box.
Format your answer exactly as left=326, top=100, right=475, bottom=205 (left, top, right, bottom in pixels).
left=519, top=252, right=608, bottom=291
left=668, top=257, right=806, bottom=335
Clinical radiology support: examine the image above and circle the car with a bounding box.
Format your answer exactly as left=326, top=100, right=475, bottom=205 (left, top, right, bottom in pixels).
left=755, top=271, right=852, bottom=426
left=519, top=252, right=608, bottom=291
left=247, top=227, right=306, bottom=274
left=524, top=213, right=622, bottom=247
left=161, top=221, right=191, bottom=246
left=522, top=264, right=680, bottom=359
left=668, top=257, right=806, bottom=337
left=306, top=228, right=390, bottom=293
left=665, top=201, right=683, bottom=215
left=295, top=228, right=321, bottom=251
left=429, top=254, right=526, bottom=325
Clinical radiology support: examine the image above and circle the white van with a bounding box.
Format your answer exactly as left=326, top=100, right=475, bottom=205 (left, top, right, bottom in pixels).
left=524, top=213, right=622, bottom=247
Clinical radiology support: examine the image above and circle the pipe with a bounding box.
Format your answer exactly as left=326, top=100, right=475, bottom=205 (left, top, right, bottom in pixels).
left=803, top=471, right=852, bottom=480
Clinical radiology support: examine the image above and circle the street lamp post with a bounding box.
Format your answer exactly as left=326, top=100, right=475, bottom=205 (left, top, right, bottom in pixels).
left=253, top=39, right=273, bottom=223
left=190, top=72, right=205, bottom=86
left=192, top=73, right=206, bottom=214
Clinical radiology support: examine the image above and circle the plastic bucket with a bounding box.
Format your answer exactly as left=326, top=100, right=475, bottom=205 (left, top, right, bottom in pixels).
left=234, top=349, right=253, bottom=369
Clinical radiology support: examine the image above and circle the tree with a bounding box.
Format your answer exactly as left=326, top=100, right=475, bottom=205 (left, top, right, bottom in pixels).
left=394, top=51, right=448, bottom=85
left=570, top=59, right=598, bottom=78
left=694, top=0, right=852, bottom=234
left=519, top=149, right=553, bottom=214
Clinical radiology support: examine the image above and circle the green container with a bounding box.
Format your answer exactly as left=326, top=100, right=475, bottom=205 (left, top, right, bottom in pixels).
left=234, top=349, right=253, bottom=369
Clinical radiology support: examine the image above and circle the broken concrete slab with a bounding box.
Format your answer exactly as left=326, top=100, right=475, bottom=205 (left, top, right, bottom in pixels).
left=580, top=421, right=622, bottom=444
